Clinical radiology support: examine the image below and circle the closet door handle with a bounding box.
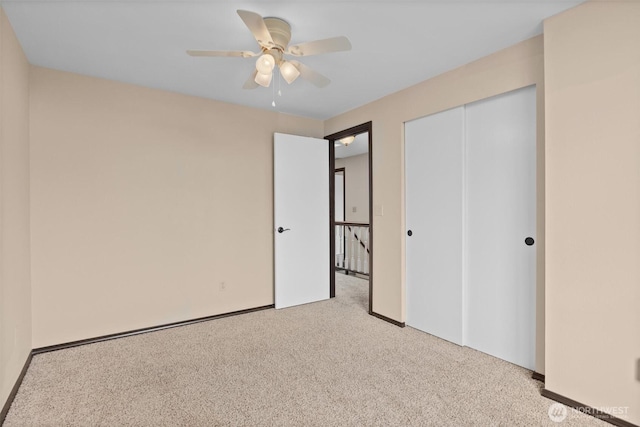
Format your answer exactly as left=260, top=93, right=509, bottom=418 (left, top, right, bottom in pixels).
left=525, top=237, right=534, bottom=246
left=277, top=227, right=291, bottom=233
left=407, top=230, right=413, bottom=237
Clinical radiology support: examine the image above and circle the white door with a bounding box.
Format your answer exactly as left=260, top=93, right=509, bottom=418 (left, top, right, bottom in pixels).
left=274, top=133, right=330, bottom=309
left=405, top=107, right=464, bottom=345
left=465, top=86, right=536, bottom=370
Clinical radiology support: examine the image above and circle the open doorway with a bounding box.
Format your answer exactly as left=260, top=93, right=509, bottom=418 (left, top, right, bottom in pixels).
left=326, top=122, right=372, bottom=314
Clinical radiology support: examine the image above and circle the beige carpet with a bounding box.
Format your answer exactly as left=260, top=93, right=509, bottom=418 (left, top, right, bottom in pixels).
left=5, top=274, right=604, bottom=426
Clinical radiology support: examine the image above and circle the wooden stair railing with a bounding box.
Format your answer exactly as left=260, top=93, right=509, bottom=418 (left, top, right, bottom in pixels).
left=335, top=222, right=370, bottom=276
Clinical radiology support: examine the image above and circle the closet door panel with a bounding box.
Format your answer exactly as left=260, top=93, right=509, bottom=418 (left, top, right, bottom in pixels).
left=405, top=107, right=464, bottom=345
left=465, top=86, right=536, bottom=370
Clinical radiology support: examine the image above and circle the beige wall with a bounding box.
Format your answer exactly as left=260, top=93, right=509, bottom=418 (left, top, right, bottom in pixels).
left=29, top=67, right=323, bottom=348
left=544, top=2, right=640, bottom=423
left=9, top=5, right=638, bottom=421
left=325, top=36, right=546, bottom=373
left=335, top=153, right=369, bottom=224
left=0, top=7, right=31, bottom=410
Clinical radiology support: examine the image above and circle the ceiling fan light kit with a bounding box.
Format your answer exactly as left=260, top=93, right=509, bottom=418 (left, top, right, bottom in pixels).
left=254, top=71, right=273, bottom=88
left=279, top=61, right=301, bottom=84
left=187, top=10, right=352, bottom=91
left=255, top=53, right=275, bottom=74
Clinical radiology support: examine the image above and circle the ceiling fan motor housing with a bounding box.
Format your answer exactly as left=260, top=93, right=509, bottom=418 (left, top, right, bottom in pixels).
left=263, top=17, right=292, bottom=51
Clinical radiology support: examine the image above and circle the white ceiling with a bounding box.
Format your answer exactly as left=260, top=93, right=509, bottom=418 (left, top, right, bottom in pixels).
left=1, top=0, right=582, bottom=120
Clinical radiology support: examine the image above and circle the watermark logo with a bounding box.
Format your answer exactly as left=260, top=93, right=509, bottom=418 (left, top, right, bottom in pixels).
left=548, top=403, right=568, bottom=423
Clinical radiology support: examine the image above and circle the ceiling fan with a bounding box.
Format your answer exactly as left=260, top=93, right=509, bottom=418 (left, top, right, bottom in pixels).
left=187, top=10, right=352, bottom=89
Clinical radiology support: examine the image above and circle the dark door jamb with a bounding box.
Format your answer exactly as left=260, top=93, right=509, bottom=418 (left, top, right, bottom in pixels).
left=325, top=122, right=373, bottom=314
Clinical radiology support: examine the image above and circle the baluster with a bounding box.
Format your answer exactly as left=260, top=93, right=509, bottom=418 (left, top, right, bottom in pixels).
left=363, top=227, right=369, bottom=274
left=342, top=226, right=347, bottom=271
left=339, top=225, right=344, bottom=268
left=356, top=226, right=362, bottom=272
left=350, top=227, right=356, bottom=272
left=334, top=225, right=340, bottom=267
left=344, top=227, right=349, bottom=271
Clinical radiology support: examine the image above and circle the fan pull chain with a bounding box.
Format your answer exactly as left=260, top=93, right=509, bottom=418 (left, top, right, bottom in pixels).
left=278, top=68, right=282, bottom=97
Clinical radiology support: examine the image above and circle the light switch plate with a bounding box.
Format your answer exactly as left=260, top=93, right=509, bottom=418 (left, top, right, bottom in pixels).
left=374, top=205, right=384, bottom=216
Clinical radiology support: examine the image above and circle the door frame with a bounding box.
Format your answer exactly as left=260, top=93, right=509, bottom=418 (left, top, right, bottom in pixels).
left=325, top=122, right=373, bottom=314
left=334, top=167, right=346, bottom=222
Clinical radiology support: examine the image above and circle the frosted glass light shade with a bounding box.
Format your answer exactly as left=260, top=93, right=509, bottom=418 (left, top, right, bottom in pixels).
left=280, top=61, right=301, bottom=84
left=338, top=136, right=355, bottom=146
left=256, top=54, right=276, bottom=74
left=254, top=71, right=273, bottom=88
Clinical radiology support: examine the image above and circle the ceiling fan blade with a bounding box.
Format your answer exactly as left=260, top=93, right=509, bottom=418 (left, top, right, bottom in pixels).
left=187, top=50, right=257, bottom=58
left=237, top=10, right=275, bottom=49
left=289, top=61, right=330, bottom=88
left=286, top=36, right=351, bottom=57
left=243, top=70, right=260, bottom=90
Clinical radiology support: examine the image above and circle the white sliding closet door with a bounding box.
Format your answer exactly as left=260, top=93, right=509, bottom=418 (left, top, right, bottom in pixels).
left=404, top=86, right=536, bottom=370
left=405, top=107, right=464, bottom=345
left=465, top=86, right=536, bottom=370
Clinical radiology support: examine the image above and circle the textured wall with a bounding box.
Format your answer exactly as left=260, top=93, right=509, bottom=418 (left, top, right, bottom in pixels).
left=335, top=152, right=369, bottom=224
left=544, top=1, right=640, bottom=423
left=0, top=6, right=31, bottom=412
left=29, top=66, right=323, bottom=348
